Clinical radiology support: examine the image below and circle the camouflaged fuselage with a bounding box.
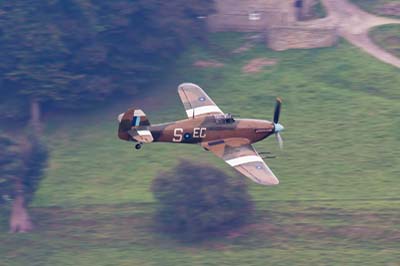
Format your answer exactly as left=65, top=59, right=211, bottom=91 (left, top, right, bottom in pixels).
left=121, top=116, right=275, bottom=145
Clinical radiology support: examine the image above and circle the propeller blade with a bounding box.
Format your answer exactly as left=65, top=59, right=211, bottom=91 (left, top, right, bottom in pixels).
left=273, top=98, right=282, bottom=124
left=275, top=133, right=283, bottom=150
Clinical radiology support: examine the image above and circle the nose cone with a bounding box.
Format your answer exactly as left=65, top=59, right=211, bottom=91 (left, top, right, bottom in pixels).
left=274, top=123, right=284, bottom=133
left=117, top=112, right=125, bottom=122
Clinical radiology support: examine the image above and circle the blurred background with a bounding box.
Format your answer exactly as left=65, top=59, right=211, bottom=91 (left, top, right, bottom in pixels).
left=0, top=0, right=399, bottom=265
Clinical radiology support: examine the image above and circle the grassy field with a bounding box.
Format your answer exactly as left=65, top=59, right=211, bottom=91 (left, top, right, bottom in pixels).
left=370, top=24, right=400, bottom=58
left=1, top=33, right=400, bottom=265
left=350, top=0, right=400, bottom=18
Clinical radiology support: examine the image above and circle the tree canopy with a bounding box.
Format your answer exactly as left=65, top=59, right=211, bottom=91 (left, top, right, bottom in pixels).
left=0, top=0, right=214, bottom=119
left=0, top=135, right=23, bottom=205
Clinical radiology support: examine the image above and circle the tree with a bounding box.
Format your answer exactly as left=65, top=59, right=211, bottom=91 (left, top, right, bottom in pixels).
left=0, top=0, right=215, bottom=122
left=0, top=134, right=48, bottom=232
left=0, top=135, right=22, bottom=206
left=152, top=161, right=253, bottom=240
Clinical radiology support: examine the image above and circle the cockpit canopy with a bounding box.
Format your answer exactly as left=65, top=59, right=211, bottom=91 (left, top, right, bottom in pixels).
left=214, top=113, right=235, bottom=124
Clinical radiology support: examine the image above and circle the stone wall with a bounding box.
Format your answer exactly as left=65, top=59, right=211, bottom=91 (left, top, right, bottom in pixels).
left=207, top=0, right=297, bottom=32
left=207, top=0, right=338, bottom=50
left=208, top=10, right=290, bottom=32
left=267, top=22, right=338, bottom=50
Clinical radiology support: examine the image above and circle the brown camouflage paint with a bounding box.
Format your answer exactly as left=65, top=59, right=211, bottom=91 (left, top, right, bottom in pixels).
left=119, top=113, right=275, bottom=146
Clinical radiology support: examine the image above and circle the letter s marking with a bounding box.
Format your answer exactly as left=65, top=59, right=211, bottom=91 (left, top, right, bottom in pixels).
left=173, top=128, right=183, bottom=142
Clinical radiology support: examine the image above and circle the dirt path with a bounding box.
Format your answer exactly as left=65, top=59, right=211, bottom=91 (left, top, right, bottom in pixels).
left=321, top=0, right=400, bottom=68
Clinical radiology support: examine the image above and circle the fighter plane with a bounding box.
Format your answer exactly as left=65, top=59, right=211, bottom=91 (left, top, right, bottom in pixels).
left=117, top=83, right=284, bottom=186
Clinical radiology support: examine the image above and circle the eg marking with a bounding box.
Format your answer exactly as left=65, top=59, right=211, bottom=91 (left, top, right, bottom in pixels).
left=173, top=127, right=206, bottom=142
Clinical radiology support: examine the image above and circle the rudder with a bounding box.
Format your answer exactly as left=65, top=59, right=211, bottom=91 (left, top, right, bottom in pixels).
left=129, top=109, right=150, bottom=127
left=117, top=108, right=153, bottom=142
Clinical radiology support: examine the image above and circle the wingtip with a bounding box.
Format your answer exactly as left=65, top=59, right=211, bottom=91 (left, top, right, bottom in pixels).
left=271, top=177, right=280, bottom=185
left=262, top=177, right=279, bottom=186
left=255, top=176, right=279, bottom=186
left=178, top=82, right=201, bottom=89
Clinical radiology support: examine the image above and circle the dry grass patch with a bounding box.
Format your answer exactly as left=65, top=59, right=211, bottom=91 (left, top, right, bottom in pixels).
left=242, top=58, right=278, bottom=73
left=232, top=43, right=254, bottom=54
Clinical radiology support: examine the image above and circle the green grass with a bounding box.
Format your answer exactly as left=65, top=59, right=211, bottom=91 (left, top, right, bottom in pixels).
left=350, top=0, right=400, bottom=18
left=0, top=203, right=399, bottom=266
left=34, top=34, right=400, bottom=209
left=1, top=33, right=400, bottom=265
left=370, top=24, right=400, bottom=58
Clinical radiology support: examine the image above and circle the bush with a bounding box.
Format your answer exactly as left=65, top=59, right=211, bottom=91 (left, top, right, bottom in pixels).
left=152, top=160, right=253, bottom=240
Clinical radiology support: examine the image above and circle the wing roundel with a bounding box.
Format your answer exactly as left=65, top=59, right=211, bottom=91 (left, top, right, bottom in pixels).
left=202, top=139, right=280, bottom=186
left=178, top=83, right=224, bottom=118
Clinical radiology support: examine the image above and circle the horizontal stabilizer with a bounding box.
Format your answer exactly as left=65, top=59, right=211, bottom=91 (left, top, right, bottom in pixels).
left=129, top=128, right=154, bottom=143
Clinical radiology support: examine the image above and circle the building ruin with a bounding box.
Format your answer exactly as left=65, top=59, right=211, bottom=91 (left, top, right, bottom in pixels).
left=207, top=0, right=338, bottom=50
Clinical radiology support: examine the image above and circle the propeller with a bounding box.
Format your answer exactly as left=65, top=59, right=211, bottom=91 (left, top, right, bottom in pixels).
left=273, top=98, right=284, bottom=150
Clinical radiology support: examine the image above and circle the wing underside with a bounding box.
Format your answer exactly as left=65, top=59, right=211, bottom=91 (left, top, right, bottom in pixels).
left=178, top=83, right=223, bottom=118
left=203, top=139, right=279, bottom=186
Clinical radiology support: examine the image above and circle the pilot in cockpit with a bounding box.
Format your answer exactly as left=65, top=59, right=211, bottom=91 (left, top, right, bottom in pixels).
left=215, top=113, right=235, bottom=124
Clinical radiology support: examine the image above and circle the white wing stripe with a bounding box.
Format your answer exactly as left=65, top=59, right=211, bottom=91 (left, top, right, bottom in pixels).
left=136, top=130, right=152, bottom=136
left=225, top=155, right=264, bottom=167
left=186, top=105, right=223, bottom=117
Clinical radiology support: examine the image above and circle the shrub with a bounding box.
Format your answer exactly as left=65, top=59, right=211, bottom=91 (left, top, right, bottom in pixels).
left=152, top=160, right=253, bottom=240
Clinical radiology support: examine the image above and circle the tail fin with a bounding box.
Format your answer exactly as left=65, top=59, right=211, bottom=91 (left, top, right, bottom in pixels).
left=118, top=108, right=153, bottom=143
left=118, top=108, right=150, bottom=126
left=128, top=109, right=151, bottom=126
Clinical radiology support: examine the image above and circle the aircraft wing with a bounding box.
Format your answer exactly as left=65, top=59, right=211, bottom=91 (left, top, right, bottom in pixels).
left=178, top=83, right=224, bottom=118
left=202, top=138, right=279, bottom=186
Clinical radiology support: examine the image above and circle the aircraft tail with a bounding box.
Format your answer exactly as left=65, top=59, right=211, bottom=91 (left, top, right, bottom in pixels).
left=119, top=108, right=150, bottom=126
left=117, top=108, right=153, bottom=143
